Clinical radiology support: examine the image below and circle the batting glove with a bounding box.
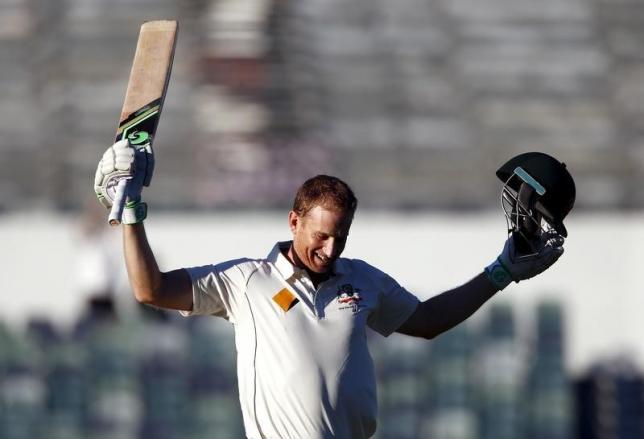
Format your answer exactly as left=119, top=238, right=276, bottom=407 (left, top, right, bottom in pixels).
left=94, top=139, right=154, bottom=223
left=485, top=231, right=565, bottom=290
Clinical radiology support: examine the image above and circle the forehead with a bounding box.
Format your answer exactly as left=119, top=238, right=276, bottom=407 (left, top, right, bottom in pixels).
left=301, top=205, right=353, bottom=235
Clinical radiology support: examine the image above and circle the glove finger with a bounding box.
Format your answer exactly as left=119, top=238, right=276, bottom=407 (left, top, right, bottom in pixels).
left=94, top=159, right=105, bottom=186
left=94, top=159, right=109, bottom=208
left=538, top=245, right=564, bottom=271
left=100, top=145, right=133, bottom=174
left=544, top=234, right=565, bottom=249
left=133, top=149, right=146, bottom=178
left=548, top=236, right=565, bottom=248
left=548, top=245, right=564, bottom=260
left=112, top=139, right=130, bottom=151
left=540, top=230, right=564, bottom=245
left=114, top=146, right=135, bottom=172
left=131, top=146, right=155, bottom=185
left=101, top=148, right=116, bottom=174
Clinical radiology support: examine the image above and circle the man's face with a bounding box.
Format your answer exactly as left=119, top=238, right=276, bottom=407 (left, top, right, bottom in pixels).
left=288, top=204, right=353, bottom=274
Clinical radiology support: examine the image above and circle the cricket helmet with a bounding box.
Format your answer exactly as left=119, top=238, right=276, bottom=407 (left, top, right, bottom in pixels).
left=496, top=152, right=576, bottom=240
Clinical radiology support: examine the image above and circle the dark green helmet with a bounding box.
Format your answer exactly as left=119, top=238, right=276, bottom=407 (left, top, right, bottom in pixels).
left=497, top=152, right=576, bottom=238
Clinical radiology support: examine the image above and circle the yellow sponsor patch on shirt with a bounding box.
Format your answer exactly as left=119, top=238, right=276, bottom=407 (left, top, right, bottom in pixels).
left=272, top=288, right=299, bottom=312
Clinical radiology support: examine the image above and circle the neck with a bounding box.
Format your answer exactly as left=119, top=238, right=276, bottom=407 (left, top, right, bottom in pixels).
left=285, top=243, right=332, bottom=287
left=309, top=271, right=331, bottom=288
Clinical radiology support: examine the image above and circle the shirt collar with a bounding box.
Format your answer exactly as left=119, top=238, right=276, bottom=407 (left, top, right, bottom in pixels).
left=267, top=241, right=298, bottom=279
left=267, top=241, right=347, bottom=279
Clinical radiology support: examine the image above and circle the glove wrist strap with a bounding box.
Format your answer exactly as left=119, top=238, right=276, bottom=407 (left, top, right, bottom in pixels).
left=122, top=201, right=147, bottom=225
left=484, top=258, right=513, bottom=291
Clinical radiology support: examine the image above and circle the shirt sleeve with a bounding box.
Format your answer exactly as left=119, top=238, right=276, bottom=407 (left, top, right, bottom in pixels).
left=365, top=264, right=420, bottom=337
left=179, top=258, right=250, bottom=323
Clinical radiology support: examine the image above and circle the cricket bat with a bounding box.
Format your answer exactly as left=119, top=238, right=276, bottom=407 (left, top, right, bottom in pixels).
left=108, top=20, right=178, bottom=226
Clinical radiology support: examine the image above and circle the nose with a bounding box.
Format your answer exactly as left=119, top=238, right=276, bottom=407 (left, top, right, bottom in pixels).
left=322, top=238, right=340, bottom=259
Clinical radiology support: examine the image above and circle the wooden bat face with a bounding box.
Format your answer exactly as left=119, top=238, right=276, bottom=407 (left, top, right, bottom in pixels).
left=108, top=20, right=178, bottom=226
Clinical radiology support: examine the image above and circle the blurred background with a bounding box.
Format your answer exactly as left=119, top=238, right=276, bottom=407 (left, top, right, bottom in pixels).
left=1, top=0, right=644, bottom=437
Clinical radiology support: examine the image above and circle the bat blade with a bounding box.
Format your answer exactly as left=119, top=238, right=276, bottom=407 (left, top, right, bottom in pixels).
left=108, top=20, right=178, bottom=226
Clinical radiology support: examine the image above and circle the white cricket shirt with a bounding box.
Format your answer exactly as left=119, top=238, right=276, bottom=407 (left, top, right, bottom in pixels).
left=182, top=241, right=419, bottom=439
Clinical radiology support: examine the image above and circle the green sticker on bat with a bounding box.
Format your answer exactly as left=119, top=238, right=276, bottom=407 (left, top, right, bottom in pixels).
left=128, top=131, right=150, bottom=145
left=116, top=98, right=162, bottom=144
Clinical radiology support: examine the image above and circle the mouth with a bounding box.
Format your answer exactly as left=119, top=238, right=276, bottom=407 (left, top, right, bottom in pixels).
left=314, top=252, right=331, bottom=266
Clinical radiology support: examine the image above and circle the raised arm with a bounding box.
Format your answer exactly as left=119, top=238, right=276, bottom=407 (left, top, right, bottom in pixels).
left=95, top=140, right=193, bottom=311
left=123, top=223, right=193, bottom=311
left=397, top=231, right=564, bottom=339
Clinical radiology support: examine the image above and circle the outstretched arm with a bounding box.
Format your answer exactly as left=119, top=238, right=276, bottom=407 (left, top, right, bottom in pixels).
left=397, top=231, right=565, bottom=339
left=396, top=273, right=497, bottom=339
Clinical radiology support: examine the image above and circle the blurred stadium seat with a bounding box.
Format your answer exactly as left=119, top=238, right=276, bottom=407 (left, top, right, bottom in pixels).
left=1, top=0, right=643, bottom=211
left=0, top=299, right=585, bottom=439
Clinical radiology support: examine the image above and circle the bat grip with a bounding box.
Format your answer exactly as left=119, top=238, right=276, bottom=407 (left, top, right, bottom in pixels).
left=108, top=179, right=130, bottom=226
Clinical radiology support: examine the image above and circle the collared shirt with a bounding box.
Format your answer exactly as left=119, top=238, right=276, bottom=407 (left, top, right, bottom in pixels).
left=182, top=241, right=419, bottom=439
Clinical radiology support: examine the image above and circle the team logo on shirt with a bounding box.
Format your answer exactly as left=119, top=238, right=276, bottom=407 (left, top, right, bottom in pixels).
left=273, top=288, right=299, bottom=312
left=336, top=284, right=363, bottom=313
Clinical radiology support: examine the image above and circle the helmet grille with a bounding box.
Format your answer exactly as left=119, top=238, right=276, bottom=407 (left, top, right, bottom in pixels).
left=501, top=174, right=556, bottom=255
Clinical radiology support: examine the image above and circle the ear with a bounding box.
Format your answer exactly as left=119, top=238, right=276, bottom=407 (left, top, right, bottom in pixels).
left=288, top=210, right=299, bottom=234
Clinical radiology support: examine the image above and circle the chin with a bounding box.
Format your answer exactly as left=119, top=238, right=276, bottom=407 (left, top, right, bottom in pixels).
left=308, top=264, right=330, bottom=274
left=309, top=267, right=326, bottom=274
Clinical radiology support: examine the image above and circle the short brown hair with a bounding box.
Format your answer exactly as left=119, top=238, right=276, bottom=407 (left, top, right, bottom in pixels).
left=292, top=175, right=358, bottom=217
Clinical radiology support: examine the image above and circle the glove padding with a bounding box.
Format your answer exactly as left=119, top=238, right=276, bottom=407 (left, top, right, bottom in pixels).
left=485, top=231, right=565, bottom=290
left=94, top=139, right=154, bottom=209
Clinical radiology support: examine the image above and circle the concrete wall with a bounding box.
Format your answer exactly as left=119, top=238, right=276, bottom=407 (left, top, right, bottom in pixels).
left=1, top=210, right=643, bottom=375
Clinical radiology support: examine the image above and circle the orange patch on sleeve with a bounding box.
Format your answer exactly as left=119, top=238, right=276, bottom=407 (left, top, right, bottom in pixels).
left=272, top=288, right=299, bottom=312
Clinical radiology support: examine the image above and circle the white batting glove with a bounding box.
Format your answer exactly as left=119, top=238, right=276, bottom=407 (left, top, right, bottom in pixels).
left=94, top=139, right=154, bottom=222
left=485, top=231, right=565, bottom=290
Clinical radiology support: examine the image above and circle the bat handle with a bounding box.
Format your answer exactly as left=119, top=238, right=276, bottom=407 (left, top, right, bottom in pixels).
left=108, top=179, right=130, bottom=226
